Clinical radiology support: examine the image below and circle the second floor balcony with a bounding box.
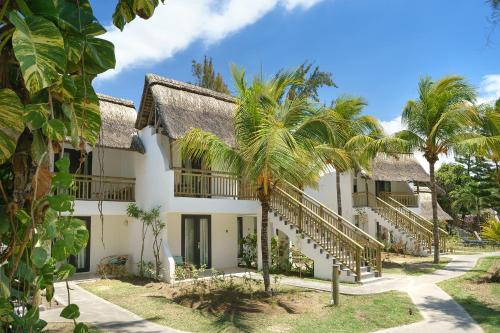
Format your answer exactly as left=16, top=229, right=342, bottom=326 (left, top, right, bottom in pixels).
left=72, top=175, right=135, bottom=202
left=173, top=168, right=256, bottom=200
left=353, top=191, right=419, bottom=208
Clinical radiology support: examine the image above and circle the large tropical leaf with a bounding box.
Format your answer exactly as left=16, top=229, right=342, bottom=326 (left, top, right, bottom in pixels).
left=133, top=0, right=161, bottom=19
left=83, top=37, right=115, bottom=74
left=72, top=77, right=101, bottom=146
left=9, top=12, right=66, bottom=94
left=113, top=0, right=136, bottom=31
left=0, top=89, right=24, bottom=164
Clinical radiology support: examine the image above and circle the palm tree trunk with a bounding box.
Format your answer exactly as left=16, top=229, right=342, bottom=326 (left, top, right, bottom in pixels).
left=429, top=160, right=440, bottom=264
left=260, top=198, right=271, bottom=293
left=336, top=171, right=342, bottom=216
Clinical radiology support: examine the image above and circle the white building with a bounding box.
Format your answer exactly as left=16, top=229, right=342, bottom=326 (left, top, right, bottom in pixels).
left=70, top=74, right=450, bottom=283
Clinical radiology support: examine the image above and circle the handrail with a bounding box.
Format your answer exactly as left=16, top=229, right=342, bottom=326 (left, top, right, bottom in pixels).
left=271, top=186, right=364, bottom=280
left=379, top=191, right=418, bottom=207
left=281, top=181, right=384, bottom=248
left=68, top=174, right=135, bottom=201
left=373, top=195, right=433, bottom=251
left=385, top=197, right=448, bottom=236
left=385, top=196, right=448, bottom=252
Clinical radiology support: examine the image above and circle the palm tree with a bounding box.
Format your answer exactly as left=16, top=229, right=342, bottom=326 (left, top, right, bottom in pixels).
left=178, top=67, right=336, bottom=292
left=477, top=100, right=500, bottom=185
left=396, top=75, right=478, bottom=263
left=322, top=96, right=383, bottom=216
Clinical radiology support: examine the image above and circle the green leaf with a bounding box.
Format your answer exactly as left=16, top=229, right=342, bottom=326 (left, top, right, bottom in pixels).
left=52, top=172, right=73, bottom=189
left=55, top=156, right=70, bottom=173
left=0, top=89, right=24, bottom=164
left=60, top=304, right=80, bottom=320
left=31, top=130, right=48, bottom=165
left=0, top=268, right=10, bottom=298
left=62, top=103, right=79, bottom=146
left=73, top=77, right=101, bottom=146
left=52, top=239, right=69, bottom=261
left=9, top=12, right=66, bottom=94
left=133, top=0, right=160, bottom=19
left=47, top=194, right=74, bottom=212
left=56, top=2, right=106, bottom=36
left=15, top=209, right=30, bottom=224
left=24, top=103, right=49, bottom=130
left=24, top=306, right=39, bottom=324
left=84, top=37, right=116, bottom=74
left=55, top=263, right=76, bottom=280
left=113, top=0, right=136, bottom=30
left=45, top=283, right=54, bottom=302
left=31, top=247, right=48, bottom=268
left=43, top=119, right=66, bottom=141
left=74, top=322, right=89, bottom=333
left=53, top=75, right=77, bottom=101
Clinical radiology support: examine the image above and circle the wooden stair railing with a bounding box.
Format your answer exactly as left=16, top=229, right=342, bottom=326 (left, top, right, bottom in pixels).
left=278, top=181, right=383, bottom=276
left=270, top=186, right=364, bottom=281
left=385, top=196, right=448, bottom=252
left=370, top=194, right=433, bottom=251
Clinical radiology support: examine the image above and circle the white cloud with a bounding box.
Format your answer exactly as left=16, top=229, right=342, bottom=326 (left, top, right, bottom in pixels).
left=380, top=116, right=403, bottom=135
left=477, top=74, right=500, bottom=105
left=100, top=0, right=325, bottom=80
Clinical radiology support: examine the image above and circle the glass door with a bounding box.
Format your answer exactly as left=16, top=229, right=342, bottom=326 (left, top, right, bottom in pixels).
left=182, top=215, right=211, bottom=268
left=68, top=216, right=91, bottom=272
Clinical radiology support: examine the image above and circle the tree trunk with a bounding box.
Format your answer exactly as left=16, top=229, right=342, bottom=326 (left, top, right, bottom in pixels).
left=336, top=171, right=342, bottom=216
left=429, top=160, right=440, bottom=264
left=140, top=223, right=146, bottom=277
left=260, top=199, right=271, bottom=293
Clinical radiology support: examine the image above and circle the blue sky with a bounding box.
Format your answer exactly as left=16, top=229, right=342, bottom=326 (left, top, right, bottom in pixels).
left=91, top=0, right=500, bottom=128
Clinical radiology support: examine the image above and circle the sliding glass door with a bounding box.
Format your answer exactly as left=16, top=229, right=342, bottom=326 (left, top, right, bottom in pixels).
left=182, top=215, right=211, bottom=268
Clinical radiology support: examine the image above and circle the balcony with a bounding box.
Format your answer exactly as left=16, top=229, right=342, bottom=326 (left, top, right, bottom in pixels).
left=72, top=175, right=135, bottom=202
left=173, top=168, right=256, bottom=200
left=353, top=191, right=418, bottom=208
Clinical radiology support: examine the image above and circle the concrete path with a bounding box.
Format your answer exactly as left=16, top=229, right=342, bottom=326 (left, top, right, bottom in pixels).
left=279, top=252, right=500, bottom=333
left=40, top=281, right=186, bottom=333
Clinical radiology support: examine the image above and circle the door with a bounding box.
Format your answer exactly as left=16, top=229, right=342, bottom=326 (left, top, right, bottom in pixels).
left=68, top=216, right=91, bottom=273
left=375, top=181, right=391, bottom=197
left=182, top=215, right=211, bottom=268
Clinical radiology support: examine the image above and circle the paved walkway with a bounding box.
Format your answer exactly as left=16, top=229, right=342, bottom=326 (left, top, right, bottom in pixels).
left=41, top=252, right=498, bottom=333
left=41, top=281, right=186, bottom=333
left=280, top=252, right=499, bottom=333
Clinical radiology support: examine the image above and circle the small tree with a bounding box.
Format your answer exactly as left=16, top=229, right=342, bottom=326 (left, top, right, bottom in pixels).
left=126, top=204, right=165, bottom=280
left=147, top=207, right=166, bottom=280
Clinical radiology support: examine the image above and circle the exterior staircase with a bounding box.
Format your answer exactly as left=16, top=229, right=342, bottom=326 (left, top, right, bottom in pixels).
left=363, top=193, right=448, bottom=254
left=269, top=182, right=384, bottom=282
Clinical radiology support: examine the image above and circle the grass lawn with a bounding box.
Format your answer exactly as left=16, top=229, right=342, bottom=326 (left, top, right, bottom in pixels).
left=382, top=253, right=452, bottom=275
left=438, top=256, right=500, bottom=333
left=80, top=277, right=421, bottom=333
left=43, top=323, right=101, bottom=333
left=450, top=245, right=500, bottom=255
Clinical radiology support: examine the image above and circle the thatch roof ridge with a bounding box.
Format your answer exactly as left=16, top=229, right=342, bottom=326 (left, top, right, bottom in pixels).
left=97, top=93, right=135, bottom=108
left=97, top=93, right=144, bottom=153
left=362, top=153, right=430, bottom=182
left=145, top=73, right=236, bottom=104
left=135, top=74, right=237, bottom=145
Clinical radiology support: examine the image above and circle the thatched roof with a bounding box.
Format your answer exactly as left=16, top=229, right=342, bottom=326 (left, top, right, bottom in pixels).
left=364, top=154, right=430, bottom=182
left=136, top=74, right=236, bottom=145
left=98, top=94, right=145, bottom=153
left=418, top=192, right=453, bottom=221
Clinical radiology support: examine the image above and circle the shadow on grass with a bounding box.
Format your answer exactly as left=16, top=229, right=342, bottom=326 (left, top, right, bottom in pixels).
left=172, top=286, right=310, bottom=332
left=382, top=261, right=444, bottom=275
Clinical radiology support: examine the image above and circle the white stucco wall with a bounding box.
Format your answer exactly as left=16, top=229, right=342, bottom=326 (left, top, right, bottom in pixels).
left=86, top=215, right=130, bottom=273
left=91, top=147, right=136, bottom=178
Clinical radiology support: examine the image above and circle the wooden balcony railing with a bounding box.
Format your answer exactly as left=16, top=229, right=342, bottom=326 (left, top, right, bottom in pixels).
left=353, top=192, right=418, bottom=208
left=72, top=175, right=135, bottom=201
left=173, top=168, right=256, bottom=200
left=379, top=192, right=418, bottom=207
